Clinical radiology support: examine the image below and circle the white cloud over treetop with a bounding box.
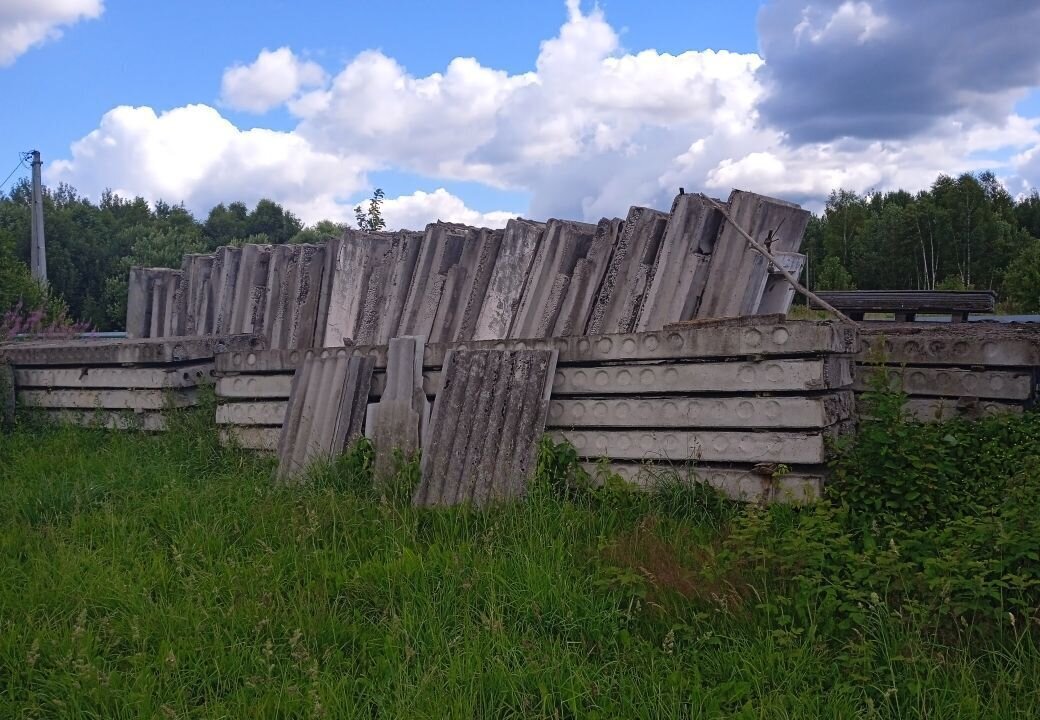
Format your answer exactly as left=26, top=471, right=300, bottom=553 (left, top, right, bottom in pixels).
left=48, top=1, right=1040, bottom=229
left=220, top=47, right=327, bottom=114
left=0, top=0, right=103, bottom=66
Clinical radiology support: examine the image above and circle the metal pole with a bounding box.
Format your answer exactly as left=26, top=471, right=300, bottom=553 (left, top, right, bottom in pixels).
left=30, top=150, right=47, bottom=283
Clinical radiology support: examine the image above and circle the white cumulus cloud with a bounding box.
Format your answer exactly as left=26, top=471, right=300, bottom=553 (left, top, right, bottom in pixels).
left=381, top=189, right=518, bottom=230
left=0, top=0, right=103, bottom=66
left=220, top=47, right=327, bottom=113
left=47, top=104, right=367, bottom=224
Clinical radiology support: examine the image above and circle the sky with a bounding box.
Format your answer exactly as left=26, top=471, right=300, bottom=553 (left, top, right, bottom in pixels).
left=2, top=0, right=1040, bottom=230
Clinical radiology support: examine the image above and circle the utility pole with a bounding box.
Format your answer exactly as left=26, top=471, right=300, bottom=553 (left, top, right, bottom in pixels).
left=29, top=149, right=47, bottom=283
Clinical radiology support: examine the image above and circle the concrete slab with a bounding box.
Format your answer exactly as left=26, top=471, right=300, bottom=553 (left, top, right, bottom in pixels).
left=220, top=426, right=280, bottom=451
left=368, top=336, right=429, bottom=480
left=756, top=252, right=805, bottom=315
left=588, top=206, right=669, bottom=335
left=853, top=365, right=1033, bottom=400
left=471, top=219, right=545, bottom=341
left=636, top=194, right=722, bottom=332
left=859, top=324, right=1040, bottom=367
left=547, top=391, right=854, bottom=429
left=0, top=335, right=264, bottom=367
left=414, top=348, right=558, bottom=507
left=1, top=362, right=13, bottom=429
left=510, top=220, right=598, bottom=338
left=552, top=218, right=622, bottom=336
left=551, top=357, right=853, bottom=395
left=276, top=350, right=375, bottom=482
left=555, top=428, right=828, bottom=464
left=215, top=401, right=287, bottom=426
left=215, top=348, right=309, bottom=374
left=18, top=388, right=198, bottom=410
left=351, top=318, right=858, bottom=368
left=321, top=229, right=424, bottom=346
left=580, top=462, right=822, bottom=503
left=217, top=374, right=293, bottom=399
left=228, top=244, right=273, bottom=335
left=14, top=363, right=214, bottom=390
left=41, top=409, right=168, bottom=432
left=212, top=246, right=242, bottom=336
left=697, top=191, right=810, bottom=319
left=902, top=397, right=1025, bottom=422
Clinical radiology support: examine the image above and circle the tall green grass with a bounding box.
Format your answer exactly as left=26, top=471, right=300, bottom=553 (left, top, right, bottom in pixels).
left=0, top=406, right=1038, bottom=718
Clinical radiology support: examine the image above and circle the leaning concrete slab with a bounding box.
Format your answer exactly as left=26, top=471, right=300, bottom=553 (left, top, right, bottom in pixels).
left=581, top=462, right=822, bottom=503
left=697, top=190, right=810, bottom=319
left=367, top=335, right=429, bottom=481
left=227, top=244, right=273, bottom=336
left=414, top=348, right=558, bottom=507
left=470, top=219, right=545, bottom=341
left=551, top=218, right=622, bottom=337
left=320, top=229, right=424, bottom=347
left=588, top=206, right=669, bottom=335
left=276, top=349, right=375, bottom=482
left=0, top=335, right=264, bottom=367
left=547, top=392, right=854, bottom=430
left=756, top=252, right=805, bottom=315
left=635, top=194, right=722, bottom=332
left=510, top=220, right=598, bottom=338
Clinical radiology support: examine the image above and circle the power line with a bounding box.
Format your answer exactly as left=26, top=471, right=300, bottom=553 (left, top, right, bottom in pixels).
left=0, top=153, right=30, bottom=192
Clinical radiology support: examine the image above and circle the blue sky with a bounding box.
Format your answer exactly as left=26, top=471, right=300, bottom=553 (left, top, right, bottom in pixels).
left=3, top=1, right=1040, bottom=227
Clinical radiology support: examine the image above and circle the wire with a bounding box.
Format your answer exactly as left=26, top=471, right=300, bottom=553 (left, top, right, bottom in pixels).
left=0, top=154, right=30, bottom=192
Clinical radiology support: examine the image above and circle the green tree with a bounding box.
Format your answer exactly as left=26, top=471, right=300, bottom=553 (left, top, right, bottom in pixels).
left=815, top=256, right=856, bottom=290
left=355, top=188, right=386, bottom=232
left=290, top=220, right=346, bottom=245
left=1004, top=239, right=1040, bottom=312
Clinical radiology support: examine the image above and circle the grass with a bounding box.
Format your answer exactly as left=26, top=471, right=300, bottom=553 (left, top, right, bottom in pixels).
left=0, top=408, right=1039, bottom=718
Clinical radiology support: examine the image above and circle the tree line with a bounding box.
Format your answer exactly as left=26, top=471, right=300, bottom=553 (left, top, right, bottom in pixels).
left=1, top=171, right=1039, bottom=332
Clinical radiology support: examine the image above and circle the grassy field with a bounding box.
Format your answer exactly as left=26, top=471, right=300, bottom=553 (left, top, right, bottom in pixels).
left=1, top=402, right=1039, bottom=718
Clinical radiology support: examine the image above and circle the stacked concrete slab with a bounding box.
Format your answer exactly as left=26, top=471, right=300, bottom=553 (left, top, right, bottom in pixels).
left=214, top=318, right=858, bottom=501
left=128, top=189, right=812, bottom=348
left=857, top=323, right=1040, bottom=421
left=0, top=335, right=263, bottom=431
